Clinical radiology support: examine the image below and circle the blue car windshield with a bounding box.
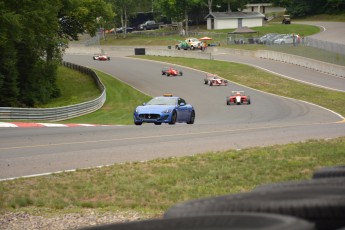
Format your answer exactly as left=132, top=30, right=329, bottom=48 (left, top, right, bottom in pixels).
left=146, top=97, right=177, bottom=106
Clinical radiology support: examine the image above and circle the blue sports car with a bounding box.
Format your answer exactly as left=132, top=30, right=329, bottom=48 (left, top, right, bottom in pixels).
left=134, top=94, right=195, bottom=125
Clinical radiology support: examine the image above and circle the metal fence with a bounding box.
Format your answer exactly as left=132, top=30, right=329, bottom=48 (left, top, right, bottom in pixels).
left=267, top=37, right=345, bottom=66
left=226, top=33, right=345, bottom=67
left=0, top=62, right=106, bottom=121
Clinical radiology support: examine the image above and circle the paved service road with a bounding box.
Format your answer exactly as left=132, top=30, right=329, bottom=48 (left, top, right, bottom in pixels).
left=295, top=21, right=345, bottom=45
left=1, top=22, right=344, bottom=180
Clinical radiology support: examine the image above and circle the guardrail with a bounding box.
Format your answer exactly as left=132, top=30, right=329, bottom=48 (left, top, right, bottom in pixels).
left=0, top=62, right=106, bottom=121
left=208, top=47, right=345, bottom=78
left=145, top=48, right=213, bottom=60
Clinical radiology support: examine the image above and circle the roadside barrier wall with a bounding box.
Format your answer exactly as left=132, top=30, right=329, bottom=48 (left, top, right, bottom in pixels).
left=0, top=62, right=106, bottom=121
left=208, top=47, right=345, bottom=78
left=256, top=50, right=345, bottom=78
left=145, top=48, right=213, bottom=60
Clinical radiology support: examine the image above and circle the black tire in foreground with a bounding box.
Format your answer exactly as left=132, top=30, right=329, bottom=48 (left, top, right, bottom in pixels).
left=163, top=186, right=345, bottom=230
left=312, top=165, right=345, bottom=179
left=253, top=177, right=345, bottom=192
left=80, top=212, right=315, bottom=230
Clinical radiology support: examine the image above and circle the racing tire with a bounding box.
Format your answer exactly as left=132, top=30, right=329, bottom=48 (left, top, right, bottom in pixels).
left=210, top=82, right=213, bottom=86
left=80, top=213, right=315, bottom=230
left=187, top=110, right=195, bottom=124
left=163, top=185, right=345, bottom=230
left=162, top=72, right=165, bottom=75
left=204, top=80, right=208, bottom=85
left=226, top=99, right=230, bottom=105
left=107, top=57, right=110, bottom=60
left=253, top=177, right=345, bottom=192
left=134, top=121, right=142, bottom=126
left=167, top=73, right=170, bottom=77
left=154, top=122, right=162, bottom=125
left=247, top=96, right=251, bottom=105
left=179, top=71, right=183, bottom=76
left=93, top=57, right=96, bottom=60
left=169, top=111, right=177, bottom=125
left=312, top=165, right=345, bottom=179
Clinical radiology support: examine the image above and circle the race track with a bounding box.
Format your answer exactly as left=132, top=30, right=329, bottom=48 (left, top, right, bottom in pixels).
left=1, top=22, right=344, bottom=180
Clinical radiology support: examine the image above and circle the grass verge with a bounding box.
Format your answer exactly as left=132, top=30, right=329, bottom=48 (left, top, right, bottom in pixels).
left=61, top=70, right=151, bottom=125
left=37, top=66, right=101, bottom=108
left=0, top=137, right=344, bottom=216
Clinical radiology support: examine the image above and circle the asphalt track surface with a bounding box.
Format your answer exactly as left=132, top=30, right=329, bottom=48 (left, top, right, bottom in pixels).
left=1, top=23, right=344, bottom=180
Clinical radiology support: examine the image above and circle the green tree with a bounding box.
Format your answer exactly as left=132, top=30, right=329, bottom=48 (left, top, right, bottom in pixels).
left=326, top=0, right=345, bottom=12
left=270, top=0, right=345, bottom=16
left=156, top=0, right=202, bottom=35
left=110, top=0, right=136, bottom=36
left=0, top=1, right=21, bottom=106
left=0, top=0, right=114, bottom=107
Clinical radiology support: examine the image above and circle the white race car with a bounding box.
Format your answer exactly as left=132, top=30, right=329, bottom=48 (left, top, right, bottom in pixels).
left=204, top=74, right=228, bottom=86
left=93, top=54, right=110, bottom=61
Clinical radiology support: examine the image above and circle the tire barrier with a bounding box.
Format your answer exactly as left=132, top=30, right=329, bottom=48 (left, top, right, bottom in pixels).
left=164, top=185, right=345, bottom=230
left=77, top=166, right=345, bottom=230
left=0, top=62, right=106, bottom=121
left=145, top=48, right=213, bottom=60
left=312, top=165, right=345, bottom=179
left=162, top=166, right=345, bottom=230
left=80, top=213, right=315, bottom=230
left=253, top=177, right=345, bottom=191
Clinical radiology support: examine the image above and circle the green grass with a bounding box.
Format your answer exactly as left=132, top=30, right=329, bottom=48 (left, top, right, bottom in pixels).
left=1, top=137, right=344, bottom=216
left=252, top=23, right=320, bottom=36
left=37, top=66, right=101, bottom=108
left=61, top=70, right=151, bottom=125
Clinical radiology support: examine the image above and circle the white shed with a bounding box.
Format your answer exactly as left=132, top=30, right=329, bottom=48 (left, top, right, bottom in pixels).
left=243, top=3, right=286, bottom=14
left=204, top=12, right=265, bottom=30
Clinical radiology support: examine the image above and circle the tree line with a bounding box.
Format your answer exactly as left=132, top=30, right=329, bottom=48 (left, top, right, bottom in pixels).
left=1, top=0, right=343, bottom=107
left=0, top=0, right=113, bottom=107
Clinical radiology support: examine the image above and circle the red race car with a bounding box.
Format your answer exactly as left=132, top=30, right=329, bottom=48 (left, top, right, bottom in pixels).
left=93, top=54, right=110, bottom=61
left=162, top=67, right=183, bottom=76
left=227, top=91, right=251, bottom=105
left=204, top=74, right=228, bottom=86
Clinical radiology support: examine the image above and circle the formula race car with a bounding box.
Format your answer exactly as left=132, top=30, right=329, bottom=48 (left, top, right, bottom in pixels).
left=162, top=67, right=183, bottom=76
left=93, top=54, right=110, bottom=61
left=134, top=94, right=195, bottom=125
left=204, top=74, right=228, bottom=86
left=226, top=91, right=251, bottom=105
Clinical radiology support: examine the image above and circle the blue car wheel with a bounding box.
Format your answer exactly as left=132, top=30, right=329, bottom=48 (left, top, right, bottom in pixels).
left=187, top=110, right=195, bottom=124
left=134, top=121, right=142, bottom=125
left=169, top=111, right=177, bottom=125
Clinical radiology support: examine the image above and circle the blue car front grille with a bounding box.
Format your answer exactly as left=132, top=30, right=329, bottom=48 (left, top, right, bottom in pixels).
left=139, top=114, right=160, bottom=119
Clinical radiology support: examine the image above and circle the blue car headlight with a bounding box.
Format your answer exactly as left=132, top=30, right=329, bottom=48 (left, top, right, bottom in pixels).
left=162, top=109, right=172, bottom=113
